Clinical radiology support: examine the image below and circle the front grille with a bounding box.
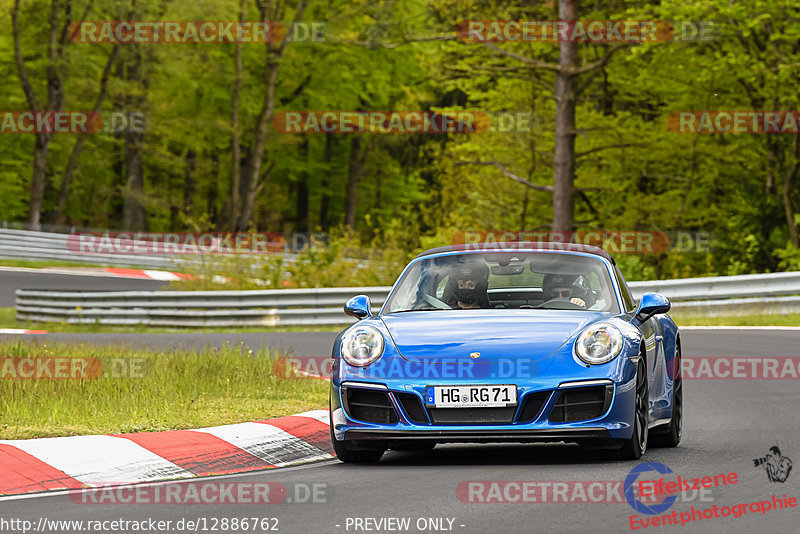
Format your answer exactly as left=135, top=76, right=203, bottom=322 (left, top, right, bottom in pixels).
left=428, top=407, right=516, bottom=424
left=549, top=385, right=613, bottom=423
left=342, top=388, right=399, bottom=424
left=516, top=391, right=551, bottom=423
left=394, top=392, right=429, bottom=424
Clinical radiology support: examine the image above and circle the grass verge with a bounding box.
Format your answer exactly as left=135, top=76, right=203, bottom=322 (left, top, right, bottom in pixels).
left=0, top=308, right=340, bottom=333
left=669, top=312, right=800, bottom=326
left=0, top=340, right=329, bottom=439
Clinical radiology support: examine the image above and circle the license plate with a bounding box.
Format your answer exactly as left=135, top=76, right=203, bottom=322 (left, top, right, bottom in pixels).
left=425, top=385, right=517, bottom=408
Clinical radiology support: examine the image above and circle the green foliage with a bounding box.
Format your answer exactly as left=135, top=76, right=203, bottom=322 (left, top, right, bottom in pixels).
left=776, top=245, right=800, bottom=271
left=171, top=224, right=420, bottom=290
left=2, top=0, right=800, bottom=280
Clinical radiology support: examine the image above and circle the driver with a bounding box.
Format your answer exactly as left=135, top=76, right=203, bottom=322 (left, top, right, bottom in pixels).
left=446, top=262, right=490, bottom=309
left=542, top=274, right=587, bottom=308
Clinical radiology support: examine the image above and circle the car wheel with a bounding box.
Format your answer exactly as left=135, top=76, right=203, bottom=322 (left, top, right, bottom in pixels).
left=329, top=417, right=385, bottom=463
left=652, top=346, right=682, bottom=448
left=617, top=359, right=649, bottom=460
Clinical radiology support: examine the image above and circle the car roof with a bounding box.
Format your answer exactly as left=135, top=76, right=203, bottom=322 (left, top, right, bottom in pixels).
left=414, top=242, right=616, bottom=264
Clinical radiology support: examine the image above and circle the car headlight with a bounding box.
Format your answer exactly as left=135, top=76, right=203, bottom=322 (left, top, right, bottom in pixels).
left=574, top=323, right=624, bottom=365
left=341, top=325, right=385, bottom=367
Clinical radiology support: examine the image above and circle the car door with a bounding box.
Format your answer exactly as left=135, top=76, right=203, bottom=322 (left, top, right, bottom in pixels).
left=613, top=266, right=664, bottom=417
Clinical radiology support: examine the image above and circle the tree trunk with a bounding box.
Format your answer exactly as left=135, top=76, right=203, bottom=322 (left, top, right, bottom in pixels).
left=552, top=0, right=578, bottom=233
left=13, top=0, right=66, bottom=227
left=783, top=133, right=800, bottom=247
left=344, top=135, right=364, bottom=228
left=237, top=52, right=279, bottom=231
left=235, top=0, right=308, bottom=231
left=227, top=0, right=245, bottom=230
left=50, top=45, right=119, bottom=224
left=782, top=178, right=797, bottom=247
left=122, top=127, right=147, bottom=231
left=295, top=138, right=309, bottom=232
left=320, top=133, right=335, bottom=230
left=119, top=44, right=149, bottom=231
left=29, top=137, right=50, bottom=228
left=209, top=153, right=220, bottom=226
left=523, top=81, right=537, bottom=231
left=183, top=149, right=196, bottom=219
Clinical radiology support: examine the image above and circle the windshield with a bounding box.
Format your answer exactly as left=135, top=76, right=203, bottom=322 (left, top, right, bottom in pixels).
left=383, top=252, right=620, bottom=314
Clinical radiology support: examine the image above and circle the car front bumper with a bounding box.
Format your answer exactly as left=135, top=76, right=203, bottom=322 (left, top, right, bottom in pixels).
left=330, top=359, right=639, bottom=445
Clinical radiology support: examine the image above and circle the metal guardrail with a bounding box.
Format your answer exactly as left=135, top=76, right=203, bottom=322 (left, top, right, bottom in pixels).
left=0, top=228, right=298, bottom=271
left=15, top=287, right=390, bottom=327
left=673, top=296, right=800, bottom=317
left=0, top=228, right=180, bottom=269
left=13, top=272, right=800, bottom=327
left=628, top=272, right=800, bottom=301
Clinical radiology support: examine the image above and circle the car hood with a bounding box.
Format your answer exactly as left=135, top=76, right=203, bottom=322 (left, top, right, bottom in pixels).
left=380, top=309, right=610, bottom=364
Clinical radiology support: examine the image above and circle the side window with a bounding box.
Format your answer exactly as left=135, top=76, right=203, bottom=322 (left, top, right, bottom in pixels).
left=614, top=265, right=636, bottom=312
left=581, top=272, right=602, bottom=290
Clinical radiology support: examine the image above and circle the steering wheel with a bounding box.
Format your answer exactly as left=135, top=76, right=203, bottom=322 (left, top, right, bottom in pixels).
left=423, top=294, right=452, bottom=310
left=539, top=298, right=586, bottom=310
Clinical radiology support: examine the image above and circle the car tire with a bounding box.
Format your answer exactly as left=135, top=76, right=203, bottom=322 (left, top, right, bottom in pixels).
left=617, top=358, right=649, bottom=460
left=652, top=346, right=682, bottom=448
left=329, top=418, right=385, bottom=463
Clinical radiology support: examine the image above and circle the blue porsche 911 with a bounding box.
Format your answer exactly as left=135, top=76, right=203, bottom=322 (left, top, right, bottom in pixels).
left=329, top=243, right=682, bottom=462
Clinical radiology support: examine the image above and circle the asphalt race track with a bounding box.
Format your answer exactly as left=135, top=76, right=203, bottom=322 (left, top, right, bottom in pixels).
left=0, top=269, right=166, bottom=307
left=1, top=329, right=799, bottom=533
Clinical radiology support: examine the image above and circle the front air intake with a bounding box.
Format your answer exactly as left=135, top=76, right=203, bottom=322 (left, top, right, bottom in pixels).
left=516, top=391, right=552, bottom=423
left=428, top=407, right=516, bottom=424
left=342, top=388, right=399, bottom=424
left=549, top=385, right=613, bottom=423
left=394, top=392, right=429, bottom=424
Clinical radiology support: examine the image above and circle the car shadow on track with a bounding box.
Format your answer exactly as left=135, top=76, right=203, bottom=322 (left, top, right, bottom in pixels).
left=375, top=443, right=623, bottom=466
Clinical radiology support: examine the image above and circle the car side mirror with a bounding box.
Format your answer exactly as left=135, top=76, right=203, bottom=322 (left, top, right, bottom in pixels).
left=634, top=292, right=671, bottom=323
left=344, top=295, right=372, bottom=319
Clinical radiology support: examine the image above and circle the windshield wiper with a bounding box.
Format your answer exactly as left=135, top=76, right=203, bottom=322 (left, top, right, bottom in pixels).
left=391, top=306, right=448, bottom=313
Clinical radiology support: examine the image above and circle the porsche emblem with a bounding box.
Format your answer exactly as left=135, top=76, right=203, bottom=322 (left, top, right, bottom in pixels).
left=469, top=352, right=481, bottom=359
